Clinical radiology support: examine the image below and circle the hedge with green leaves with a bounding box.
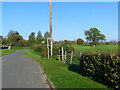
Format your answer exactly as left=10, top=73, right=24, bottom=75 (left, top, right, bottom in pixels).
left=80, top=52, right=120, bottom=88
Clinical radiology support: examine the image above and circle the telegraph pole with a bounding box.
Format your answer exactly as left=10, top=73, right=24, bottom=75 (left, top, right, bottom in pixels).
left=50, top=0, right=53, bottom=56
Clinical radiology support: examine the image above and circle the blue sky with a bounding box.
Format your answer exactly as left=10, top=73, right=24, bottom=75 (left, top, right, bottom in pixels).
left=2, top=2, right=118, bottom=41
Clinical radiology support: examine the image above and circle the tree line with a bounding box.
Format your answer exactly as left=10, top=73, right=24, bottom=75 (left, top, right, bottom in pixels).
left=0, top=28, right=119, bottom=47
left=0, top=30, right=50, bottom=47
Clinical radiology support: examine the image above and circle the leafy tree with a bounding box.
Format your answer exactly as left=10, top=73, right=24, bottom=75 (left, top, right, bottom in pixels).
left=8, top=33, right=23, bottom=46
left=44, top=31, right=50, bottom=39
left=16, top=40, right=29, bottom=47
left=64, top=40, right=68, bottom=45
left=44, top=31, right=50, bottom=43
left=36, top=31, right=43, bottom=44
left=28, top=32, right=36, bottom=45
left=7, top=30, right=19, bottom=38
left=37, top=31, right=42, bottom=40
left=77, top=38, right=84, bottom=45
left=4, top=30, right=29, bottom=47
left=85, top=28, right=106, bottom=45
left=7, top=30, right=22, bottom=46
left=106, top=42, right=111, bottom=45
left=0, top=35, right=3, bottom=45
left=2, top=38, right=10, bottom=46
left=0, top=35, right=3, bottom=40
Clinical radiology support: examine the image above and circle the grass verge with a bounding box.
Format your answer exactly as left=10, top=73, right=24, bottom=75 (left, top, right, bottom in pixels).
left=0, top=49, right=15, bottom=56
left=23, top=50, right=107, bottom=88
left=0, top=46, right=30, bottom=56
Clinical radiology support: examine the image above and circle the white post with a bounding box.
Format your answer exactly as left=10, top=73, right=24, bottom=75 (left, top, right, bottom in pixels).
left=62, top=47, right=64, bottom=62
left=8, top=46, right=11, bottom=49
left=50, top=40, right=53, bottom=56
left=8, top=42, right=12, bottom=49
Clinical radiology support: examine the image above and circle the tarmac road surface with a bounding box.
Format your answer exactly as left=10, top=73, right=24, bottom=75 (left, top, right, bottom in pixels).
left=2, top=49, right=50, bottom=88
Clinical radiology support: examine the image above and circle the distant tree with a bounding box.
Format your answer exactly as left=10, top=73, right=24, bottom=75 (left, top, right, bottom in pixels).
left=7, top=30, right=22, bottom=46
left=7, top=30, right=19, bottom=38
left=37, top=31, right=42, bottom=40
left=106, top=42, right=111, bottom=45
left=16, top=40, right=29, bottom=47
left=109, top=40, right=118, bottom=45
left=28, top=32, right=36, bottom=45
left=0, top=35, right=3, bottom=40
left=44, top=31, right=50, bottom=43
left=77, top=38, right=84, bottom=45
left=2, top=38, right=10, bottom=46
left=64, top=40, right=68, bottom=45
left=0, top=35, right=3, bottom=45
left=8, top=33, right=23, bottom=46
left=44, top=31, right=50, bottom=39
left=36, top=31, right=43, bottom=44
left=85, top=28, right=106, bottom=45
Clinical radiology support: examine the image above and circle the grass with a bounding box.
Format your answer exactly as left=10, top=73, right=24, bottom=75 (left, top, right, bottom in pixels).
left=12, top=46, right=30, bottom=50
left=72, top=45, right=118, bottom=53
left=0, top=49, right=15, bottom=56
left=23, top=50, right=108, bottom=88
left=0, top=46, right=30, bottom=56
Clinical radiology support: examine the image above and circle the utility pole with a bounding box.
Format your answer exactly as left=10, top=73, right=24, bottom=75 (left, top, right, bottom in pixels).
left=50, top=0, right=53, bottom=56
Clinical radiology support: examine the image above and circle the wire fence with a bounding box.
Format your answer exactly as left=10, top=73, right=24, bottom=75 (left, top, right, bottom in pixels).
left=57, top=49, right=85, bottom=65
left=57, top=46, right=120, bottom=65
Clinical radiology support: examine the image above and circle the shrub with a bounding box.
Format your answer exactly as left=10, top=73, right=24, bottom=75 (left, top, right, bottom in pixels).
left=53, top=46, right=59, bottom=56
left=31, top=45, right=40, bottom=52
left=41, top=47, right=47, bottom=58
left=80, top=52, right=120, bottom=89
left=77, top=38, right=84, bottom=45
left=31, top=44, right=46, bottom=53
left=31, top=44, right=75, bottom=58
left=106, top=42, right=111, bottom=45
left=67, top=46, right=75, bottom=51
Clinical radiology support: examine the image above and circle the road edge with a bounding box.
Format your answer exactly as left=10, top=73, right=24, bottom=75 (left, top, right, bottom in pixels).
left=22, top=51, right=56, bottom=89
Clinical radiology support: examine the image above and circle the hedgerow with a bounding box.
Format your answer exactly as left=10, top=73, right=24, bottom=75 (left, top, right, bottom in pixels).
left=80, top=52, right=120, bottom=88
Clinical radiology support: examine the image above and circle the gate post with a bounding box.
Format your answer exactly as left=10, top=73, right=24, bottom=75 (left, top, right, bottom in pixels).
left=62, top=47, right=64, bottom=62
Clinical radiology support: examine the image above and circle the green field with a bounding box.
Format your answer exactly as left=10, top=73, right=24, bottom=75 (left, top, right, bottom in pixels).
left=23, top=50, right=107, bottom=88
left=72, top=45, right=118, bottom=52
left=0, top=49, right=15, bottom=56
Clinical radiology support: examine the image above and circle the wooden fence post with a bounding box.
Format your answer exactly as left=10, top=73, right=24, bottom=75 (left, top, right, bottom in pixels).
left=65, top=51, right=67, bottom=60
left=70, top=51, right=73, bottom=64
left=80, top=52, right=82, bottom=57
left=64, top=51, right=67, bottom=63
left=59, top=50, right=60, bottom=61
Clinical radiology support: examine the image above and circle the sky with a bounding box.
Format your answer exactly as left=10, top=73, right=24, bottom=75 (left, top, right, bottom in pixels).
left=1, top=0, right=119, bottom=2
left=1, top=2, right=118, bottom=41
